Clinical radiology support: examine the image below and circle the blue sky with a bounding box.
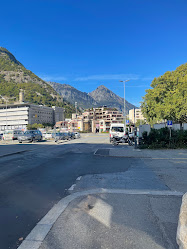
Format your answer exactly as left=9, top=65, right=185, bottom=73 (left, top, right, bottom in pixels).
left=1, top=0, right=187, bottom=107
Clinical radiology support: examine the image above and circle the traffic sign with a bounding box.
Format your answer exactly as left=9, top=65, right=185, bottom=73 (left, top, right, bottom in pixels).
left=167, top=120, right=172, bottom=127
left=126, top=120, right=129, bottom=124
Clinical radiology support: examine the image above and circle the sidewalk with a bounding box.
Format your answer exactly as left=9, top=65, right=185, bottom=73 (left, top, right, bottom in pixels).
left=18, top=189, right=182, bottom=249
left=17, top=145, right=187, bottom=249
left=95, top=146, right=187, bottom=159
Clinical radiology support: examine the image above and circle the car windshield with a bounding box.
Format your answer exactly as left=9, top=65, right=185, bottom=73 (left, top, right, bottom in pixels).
left=111, top=127, right=124, bottom=132
left=25, top=131, right=34, bottom=134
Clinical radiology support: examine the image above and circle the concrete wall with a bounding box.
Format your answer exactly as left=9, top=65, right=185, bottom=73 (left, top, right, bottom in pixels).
left=153, top=123, right=166, bottom=129
left=172, top=124, right=181, bottom=130
left=153, top=123, right=187, bottom=131
left=183, top=123, right=187, bottom=130
left=139, top=124, right=151, bottom=137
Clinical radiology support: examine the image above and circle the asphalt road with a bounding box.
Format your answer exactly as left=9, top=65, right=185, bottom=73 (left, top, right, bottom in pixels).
left=0, top=135, right=133, bottom=249
left=0, top=134, right=186, bottom=249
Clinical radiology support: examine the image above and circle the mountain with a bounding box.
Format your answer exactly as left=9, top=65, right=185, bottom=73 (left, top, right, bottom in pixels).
left=89, top=85, right=136, bottom=114
left=0, top=47, right=75, bottom=117
left=48, top=82, right=137, bottom=114
left=48, top=82, right=98, bottom=109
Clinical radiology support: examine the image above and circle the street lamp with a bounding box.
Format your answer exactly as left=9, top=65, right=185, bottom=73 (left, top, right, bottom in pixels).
left=119, top=80, right=130, bottom=132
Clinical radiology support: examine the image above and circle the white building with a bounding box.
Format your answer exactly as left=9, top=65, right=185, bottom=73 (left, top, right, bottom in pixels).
left=0, top=103, right=64, bottom=131
left=129, top=108, right=146, bottom=124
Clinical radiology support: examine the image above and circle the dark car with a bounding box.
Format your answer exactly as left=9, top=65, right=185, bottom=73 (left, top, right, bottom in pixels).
left=53, top=132, right=66, bottom=142
left=68, top=132, right=75, bottom=139
left=18, top=130, right=42, bottom=143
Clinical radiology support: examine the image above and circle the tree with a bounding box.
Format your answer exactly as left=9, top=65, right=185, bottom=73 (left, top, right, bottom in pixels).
left=27, top=123, right=44, bottom=130
left=141, top=63, right=187, bottom=124
left=135, top=119, right=146, bottom=127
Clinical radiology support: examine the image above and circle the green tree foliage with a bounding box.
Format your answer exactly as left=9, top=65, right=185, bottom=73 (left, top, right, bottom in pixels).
left=135, top=119, right=146, bottom=127
left=27, top=123, right=44, bottom=130
left=141, top=63, right=187, bottom=124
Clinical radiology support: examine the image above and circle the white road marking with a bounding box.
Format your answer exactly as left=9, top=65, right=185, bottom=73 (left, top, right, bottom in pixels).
left=76, top=176, right=82, bottom=181
left=68, top=184, right=76, bottom=191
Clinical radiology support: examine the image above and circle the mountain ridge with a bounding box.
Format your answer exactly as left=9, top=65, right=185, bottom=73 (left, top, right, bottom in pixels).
left=48, top=82, right=137, bottom=114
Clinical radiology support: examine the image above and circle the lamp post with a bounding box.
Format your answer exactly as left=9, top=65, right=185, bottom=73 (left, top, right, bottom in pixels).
left=119, top=80, right=130, bottom=132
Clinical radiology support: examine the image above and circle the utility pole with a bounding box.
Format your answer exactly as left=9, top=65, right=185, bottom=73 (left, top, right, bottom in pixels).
left=134, top=108, right=137, bottom=149
left=119, top=80, right=130, bottom=133
left=75, top=102, right=77, bottom=118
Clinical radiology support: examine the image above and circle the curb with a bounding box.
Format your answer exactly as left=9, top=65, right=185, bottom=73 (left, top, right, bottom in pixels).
left=177, top=192, right=187, bottom=249
left=18, top=188, right=184, bottom=249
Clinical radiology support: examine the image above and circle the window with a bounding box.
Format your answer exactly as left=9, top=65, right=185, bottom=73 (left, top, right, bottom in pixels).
left=111, top=127, right=124, bottom=132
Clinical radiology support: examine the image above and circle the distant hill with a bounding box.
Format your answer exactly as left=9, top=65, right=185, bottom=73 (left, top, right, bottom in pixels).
left=48, top=82, right=98, bottom=109
left=0, top=47, right=75, bottom=117
left=48, top=82, right=137, bottom=114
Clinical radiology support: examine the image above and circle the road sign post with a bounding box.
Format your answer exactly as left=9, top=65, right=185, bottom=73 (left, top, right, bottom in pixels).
left=167, top=120, right=172, bottom=139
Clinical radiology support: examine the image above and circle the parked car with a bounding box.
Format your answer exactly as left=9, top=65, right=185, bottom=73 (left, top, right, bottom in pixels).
left=53, top=132, right=66, bottom=142
left=3, top=130, right=24, bottom=140
left=43, top=132, right=53, bottom=140
left=18, top=130, right=42, bottom=143
left=63, top=132, right=70, bottom=140
left=74, top=132, right=80, bottom=139
left=68, top=132, right=76, bottom=139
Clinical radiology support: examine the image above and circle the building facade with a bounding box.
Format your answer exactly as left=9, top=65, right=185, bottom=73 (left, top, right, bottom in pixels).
left=0, top=103, right=64, bottom=131
left=129, top=108, right=146, bottom=124
left=60, top=107, right=124, bottom=132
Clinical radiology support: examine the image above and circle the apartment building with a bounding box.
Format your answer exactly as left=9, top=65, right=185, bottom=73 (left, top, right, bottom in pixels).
left=64, top=107, right=124, bottom=132
left=129, top=108, right=146, bottom=124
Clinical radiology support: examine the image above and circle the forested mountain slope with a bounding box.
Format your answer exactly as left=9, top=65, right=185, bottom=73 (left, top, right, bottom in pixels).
left=0, top=47, right=75, bottom=117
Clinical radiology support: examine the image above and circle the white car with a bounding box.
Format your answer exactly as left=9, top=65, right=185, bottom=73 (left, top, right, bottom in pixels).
left=74, top=132, right=80, bottom=139
left=43, top=132, right=53, bottom=140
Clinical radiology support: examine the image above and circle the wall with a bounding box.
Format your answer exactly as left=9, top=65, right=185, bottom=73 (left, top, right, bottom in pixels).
left=153, top=123, right=166, bottom=129
left=139, top=124, right=151, bottom=137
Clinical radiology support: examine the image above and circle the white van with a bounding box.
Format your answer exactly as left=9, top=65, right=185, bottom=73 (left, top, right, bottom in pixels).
left=3, top=130, right=23, bottom=140
left=109, top=123, right=127, bottom=142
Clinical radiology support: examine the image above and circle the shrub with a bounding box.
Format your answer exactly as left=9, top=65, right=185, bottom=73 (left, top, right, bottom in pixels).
left=140, top=127, right=187, bottom=149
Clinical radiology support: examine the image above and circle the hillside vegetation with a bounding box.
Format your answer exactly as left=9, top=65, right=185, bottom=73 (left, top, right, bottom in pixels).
left=0, top=47, right=75, bottom=117
left=141, top=63, right=187, bottom=124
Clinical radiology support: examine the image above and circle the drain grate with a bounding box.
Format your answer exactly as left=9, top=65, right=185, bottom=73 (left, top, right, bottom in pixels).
left=94, top=149, right=110, bottom=156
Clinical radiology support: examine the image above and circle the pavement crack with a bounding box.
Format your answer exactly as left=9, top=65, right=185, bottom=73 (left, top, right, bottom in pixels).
left=148, top=197, right=176, bottom=249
